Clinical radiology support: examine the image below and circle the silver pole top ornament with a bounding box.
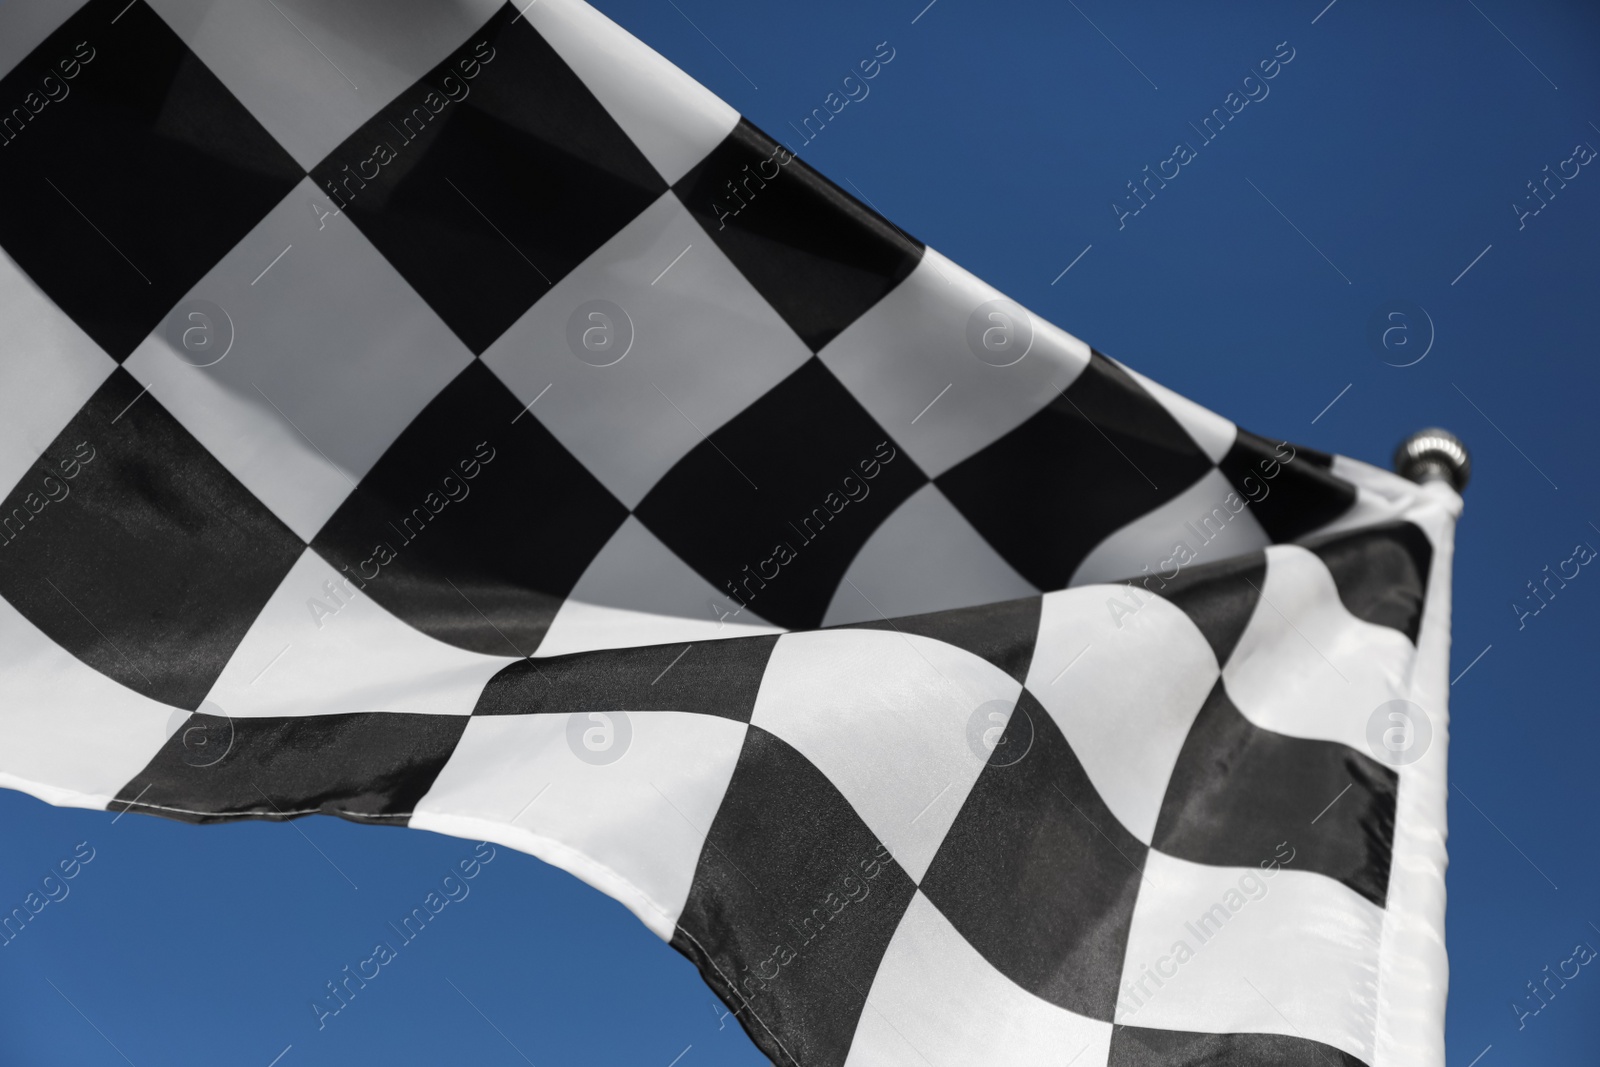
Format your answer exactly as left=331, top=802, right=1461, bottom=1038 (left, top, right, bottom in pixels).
left=1393, top=428, right=1471, bottom=491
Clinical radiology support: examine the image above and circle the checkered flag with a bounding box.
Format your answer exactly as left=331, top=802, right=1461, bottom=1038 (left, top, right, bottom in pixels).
left=0, top=1, right=1457, bottom=1064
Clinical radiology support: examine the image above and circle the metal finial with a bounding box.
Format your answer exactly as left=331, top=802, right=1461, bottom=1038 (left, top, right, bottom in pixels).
left=1393, top=428, right=1471, bottom=491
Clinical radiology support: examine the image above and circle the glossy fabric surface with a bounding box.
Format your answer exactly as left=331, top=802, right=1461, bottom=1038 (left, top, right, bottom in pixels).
left=0, top=2, right=1456, bottom=1064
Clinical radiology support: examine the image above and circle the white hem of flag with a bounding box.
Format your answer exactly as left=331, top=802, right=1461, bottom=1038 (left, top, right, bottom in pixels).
left=409, top=809, right=683, bottom=941
left=1360, top=469, right=1459, bottom=1067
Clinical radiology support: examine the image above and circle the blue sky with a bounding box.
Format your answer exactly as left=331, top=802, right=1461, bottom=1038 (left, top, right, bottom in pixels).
left=3, top=0, right=1599, bottom=1064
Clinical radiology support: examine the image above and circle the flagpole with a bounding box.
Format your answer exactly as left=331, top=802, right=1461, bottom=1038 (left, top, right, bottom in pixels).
left=1393, top=428, right=1471, bottom=490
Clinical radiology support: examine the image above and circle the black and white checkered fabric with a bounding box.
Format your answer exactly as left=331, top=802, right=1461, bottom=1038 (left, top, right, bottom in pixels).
left=0, top=2, right=1458, bottom=1064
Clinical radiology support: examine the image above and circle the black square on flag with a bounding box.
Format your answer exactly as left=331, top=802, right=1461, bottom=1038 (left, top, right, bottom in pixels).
left=633, top=358, right=926, bottom=631
left=310, top=361, right=628, bottom=658
left=308, top=5, right=667, bottom=355
left=0, top=0, right=303, bottom=361
left=920, top=689, right=1146, bottom=1022
left=0, top=368, right=304, bottom=710
left=673, top=119, right=923, bottom=353
left=937, top=352, right=1216, bottom=591
left=674, top=725, right=919, bottom=1067
left=116, top=709, right=469, bottom=823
